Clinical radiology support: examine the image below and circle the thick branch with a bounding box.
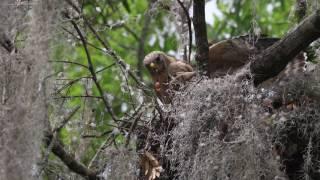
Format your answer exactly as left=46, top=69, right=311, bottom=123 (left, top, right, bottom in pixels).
left=251, top=10, right=320, bottom=85
left=43, top=107, right=98, bottom=180
left=45, top=133, right=98, bottom=180
left=193, top=0, right=209, bottom=76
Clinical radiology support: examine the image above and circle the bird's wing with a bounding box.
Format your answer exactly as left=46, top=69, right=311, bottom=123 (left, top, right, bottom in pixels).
left=167, top=61, right=193, bottom=77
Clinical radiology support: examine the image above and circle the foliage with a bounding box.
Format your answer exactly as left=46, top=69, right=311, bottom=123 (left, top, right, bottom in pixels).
left=208, top=0, right=295, bottom=40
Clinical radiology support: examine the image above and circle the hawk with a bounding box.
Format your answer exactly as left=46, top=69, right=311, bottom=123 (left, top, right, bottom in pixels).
left=143, top=51, right=195, bottom=103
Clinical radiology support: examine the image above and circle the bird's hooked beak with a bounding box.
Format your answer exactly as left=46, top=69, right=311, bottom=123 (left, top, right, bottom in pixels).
left=149, top=62, right=159, bottom=72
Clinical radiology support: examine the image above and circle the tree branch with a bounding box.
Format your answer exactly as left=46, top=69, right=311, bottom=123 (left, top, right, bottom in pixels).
left=43, top=106, right=98, bottom=180
left=177, top=0, right=192, bottom=63
left=45, top=133, right=98, bottom=180
left=64, top=0, right=149, bottom=91
left=137, top=4, right=152, bottom=80
left=193, top=0, right=209, bottom=76
left=69, top=16, right=119, bottom=122
left=49, top=60, right=89, bottom=69
left=251, top=10, right=320, bottom=85
left=53, top=105, right=80, bottom=132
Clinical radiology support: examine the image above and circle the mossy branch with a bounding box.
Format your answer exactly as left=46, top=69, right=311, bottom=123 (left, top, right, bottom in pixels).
left=251, top=10, right=320, bottom=85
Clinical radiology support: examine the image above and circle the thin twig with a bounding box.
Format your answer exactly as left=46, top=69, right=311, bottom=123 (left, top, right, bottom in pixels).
left=125, top=112, right=142, bottom=147
left=54, top=95, right=103, bottom=100
left=49, top=60, right=89, bottom=69
left=53, top=105, right=81, bottom=132
left=81, top=130, right=112, bottom=138
left=54, top=76, right=92, bottom=95
left=64, top=0, right=150, bottom=92
left=95, top=62, right=116, bottom=74
left=123, top=25, right=140, bottom=41
left=87, top=133, right=113, bottom=169
left=69, top=16, right=118, bottom=122
left=60, top=25, right=108, bottom=53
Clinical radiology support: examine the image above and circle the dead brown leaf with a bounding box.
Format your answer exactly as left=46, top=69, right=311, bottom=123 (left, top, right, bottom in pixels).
left=140, top=151, right=163, bottom=180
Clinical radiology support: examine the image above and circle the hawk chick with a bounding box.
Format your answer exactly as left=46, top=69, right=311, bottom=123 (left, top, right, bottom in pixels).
left=143, top=51, right=195, bottom=103
left=208, top=35, right=306, bottom=80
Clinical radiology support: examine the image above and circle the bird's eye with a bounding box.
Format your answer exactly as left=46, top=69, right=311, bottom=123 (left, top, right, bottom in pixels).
left=156, top=56, right=161, bottom=62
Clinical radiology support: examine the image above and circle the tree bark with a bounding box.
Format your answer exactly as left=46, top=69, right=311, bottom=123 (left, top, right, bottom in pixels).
left=193, top=0, right=209, bottom=76
left=251, top=10, right=320, bottom=85
left=0, top=28, right=15, bottom=53
left=0, top=1, right=51, bottom=180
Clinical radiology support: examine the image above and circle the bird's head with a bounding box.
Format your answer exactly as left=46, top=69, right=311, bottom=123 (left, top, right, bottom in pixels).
left=143, top=51, right=170, bottom=75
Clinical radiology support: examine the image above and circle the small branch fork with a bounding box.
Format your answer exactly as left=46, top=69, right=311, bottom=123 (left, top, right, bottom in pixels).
left=45, top=133, right=99, bottom=180
left=43, top=98, right=147, bottom=180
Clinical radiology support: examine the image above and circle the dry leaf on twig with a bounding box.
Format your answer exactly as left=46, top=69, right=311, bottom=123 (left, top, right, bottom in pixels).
left=140, top=151, right=163, bottom=180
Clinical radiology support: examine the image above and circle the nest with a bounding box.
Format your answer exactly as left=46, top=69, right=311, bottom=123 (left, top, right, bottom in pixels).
left=140, top=65, right=320, bottom=180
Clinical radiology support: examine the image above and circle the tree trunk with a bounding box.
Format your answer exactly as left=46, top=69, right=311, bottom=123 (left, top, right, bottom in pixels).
left=0, top=1, right=53, bottom=179
left=193, top=0, right=209, bottom=76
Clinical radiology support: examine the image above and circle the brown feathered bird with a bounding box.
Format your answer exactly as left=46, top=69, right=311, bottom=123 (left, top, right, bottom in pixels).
left=143, top=51, right=195, bottom=103
left=144, top=36, right=306, bottom=103
left=208, top=35, right=306, bottom=79
left=208, top=36, right=275, bottom=77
